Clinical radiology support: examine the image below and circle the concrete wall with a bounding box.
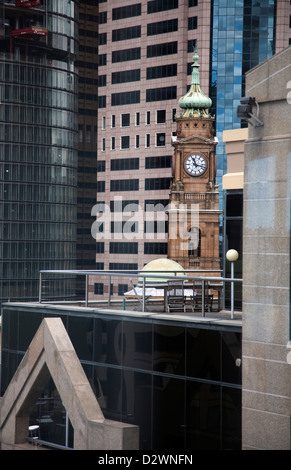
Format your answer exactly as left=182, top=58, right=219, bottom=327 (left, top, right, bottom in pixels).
left=242, top=46, right=291, bottom=450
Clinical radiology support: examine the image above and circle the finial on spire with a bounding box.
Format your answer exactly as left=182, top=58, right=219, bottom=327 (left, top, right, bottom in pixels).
left=178, top=42, right=213, bottom=119
left=192, top=40, right=199, bottom=62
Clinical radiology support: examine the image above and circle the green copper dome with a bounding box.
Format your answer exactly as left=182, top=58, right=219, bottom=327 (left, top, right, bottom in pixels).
left=178, top=47, right=213, bottom=118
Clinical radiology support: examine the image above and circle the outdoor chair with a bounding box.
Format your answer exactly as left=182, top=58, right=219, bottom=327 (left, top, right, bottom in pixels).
left=166, top=279, right=186, bottom=312
left=190, top=280, right=213, bottom=312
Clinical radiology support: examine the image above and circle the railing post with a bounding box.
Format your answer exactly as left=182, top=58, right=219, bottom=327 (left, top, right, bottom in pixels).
left=230, top=263, right=234, bottom=319
left=108, top=275, right=111, bottom=306
left=202, top=279, right=205, bottom=317
left=39, top=272, right=42, bottom=303
left=85, top=274, right=89, bottom=307
left=142, top=276, right=146, bottom=312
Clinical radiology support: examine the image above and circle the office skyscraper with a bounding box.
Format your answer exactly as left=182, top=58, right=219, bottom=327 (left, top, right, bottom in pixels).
left=94, top=0, right=212, bottom=298
left=0, top=0, right=79, bottom=301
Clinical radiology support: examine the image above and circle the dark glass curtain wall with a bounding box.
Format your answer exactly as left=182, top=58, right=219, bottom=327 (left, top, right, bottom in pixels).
left=1, top=305, right=242, bottom=450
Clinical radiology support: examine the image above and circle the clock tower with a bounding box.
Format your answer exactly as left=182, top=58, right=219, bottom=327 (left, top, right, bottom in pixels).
left=168, top=47, right=221, bottom=274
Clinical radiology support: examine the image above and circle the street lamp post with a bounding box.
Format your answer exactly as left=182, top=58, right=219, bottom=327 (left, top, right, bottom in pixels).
left=226, top=249, right=239, bottom=319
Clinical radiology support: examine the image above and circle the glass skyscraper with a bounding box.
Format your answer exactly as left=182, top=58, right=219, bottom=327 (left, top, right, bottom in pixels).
left=211, top=0, right=277, bottom=199
left=0, top=0, right=79, bottom=302
left=210, top=0, right=277, bottom=305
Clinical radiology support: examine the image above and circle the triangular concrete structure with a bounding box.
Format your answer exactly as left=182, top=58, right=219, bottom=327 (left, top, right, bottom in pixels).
left=0, top=317, right=139, bottom=450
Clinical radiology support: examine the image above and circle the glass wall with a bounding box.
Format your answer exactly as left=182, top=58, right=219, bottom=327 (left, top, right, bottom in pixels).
left=1, top=305, right=242, bottom=450
left=211, top=0, right=276, bottom=198
left=0, top=1, right=79, bottom=301
left=210, top=0, right=276, bottom=271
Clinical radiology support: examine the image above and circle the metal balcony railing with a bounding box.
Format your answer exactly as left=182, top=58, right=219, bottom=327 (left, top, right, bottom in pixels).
left=39, top=269, right=242, bottom=319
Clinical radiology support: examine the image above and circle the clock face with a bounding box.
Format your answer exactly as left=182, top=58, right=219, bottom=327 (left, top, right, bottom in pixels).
left=184, top=154, right=207, bottom=176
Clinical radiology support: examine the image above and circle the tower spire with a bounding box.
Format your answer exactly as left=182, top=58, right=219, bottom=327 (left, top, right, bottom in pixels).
left=178, top=44, right=213, bottom=118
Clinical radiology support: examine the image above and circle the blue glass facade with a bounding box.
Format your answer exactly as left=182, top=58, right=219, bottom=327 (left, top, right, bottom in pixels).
left=211, top=0, right=276, bottom=204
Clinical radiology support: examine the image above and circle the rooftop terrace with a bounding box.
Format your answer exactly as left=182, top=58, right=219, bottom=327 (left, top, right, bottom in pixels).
left=37, top=268, right=242, bottom=328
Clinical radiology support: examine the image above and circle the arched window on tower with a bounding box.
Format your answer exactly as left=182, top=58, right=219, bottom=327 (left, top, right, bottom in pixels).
left=188, top=227, right=201, bottom=258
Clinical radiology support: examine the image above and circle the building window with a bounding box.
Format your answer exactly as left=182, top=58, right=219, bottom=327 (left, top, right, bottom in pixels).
left=109, top=263, right=138, bottom=270
left=146, top=111, right=151, bottom=125
left=121, top=113, right=130, bottom=127
left=99, top=54, right=107, bottom=66
left=112, top=25, right=141, bottom=42
left=109, top=242, right=138, bottom=254
left=98, top=75, right=106, bottom=87
left=188, top=227, right=201, bottom=257
left=188, top=0, right=198, bottom=6
left=98, top=32, right=107, bottom=45
left=110, top=179, right=139, bottom=191
left=111, top=221, right=139, bottom=233
left=145, top=177, right=172, bottom=190
left=111, top=137, right=115, bottom=150
left=110, top=158, right=139, bottom=171
left=146, top=64, right=177, bottom=79
left=102, top=138, right=105, bottom=151
left=78, top=124, right=83, bottom=143
left=111, top=91, right=140, bottom=106
left=97, top=181, right=105, bottom=192
left=144, top=199, right=169, bottom=210
left=157, top=110, right=166, bottom=123
left=144, top=220, right=168, bottom=233
left=121, top=136, right=130, bottom=149
left=112, top=47, right=141, bottom=63
left=102, top=117, right=106, bottom=130
left=110, top=200, right=139, bottom=212
left=118, top=284, right=129, bottom=296
left=146, top=134, right=151, bottom=148
left=136, top=112, right=140, bottom=126
left=146, top=86, right=176, bottom=102
left=98, top=96, right=106, bottom=108
left=156, top=133, right=166, bottom=146
left=94, top=283, right=104, bottom=295
left=147, top=0, right=178, bottom=13
left=112, top=4, right=142, bottom=20
left=96, top=242, right=104, bottom=253
left=135, top=135, right=140, bottom=148
left=96, top=263, right=104, bottom=270
left=112, top=69, right=140, bottom=84
left=147, top=19, right=178, bottom=36
left=97, top=161, right=106, bottom=172
left=144, top=242, right=168, bottom=254
left=147, top=41, right=177, bottom=58
left=187, top=39, right=197, bottom=52
left=188, top=16, right=197, bottom=30
left=99, top=11, right=107, bottom=24
left=111, top=115, right=116, bottom=128
left=145, top=156, right=171, bottom=168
